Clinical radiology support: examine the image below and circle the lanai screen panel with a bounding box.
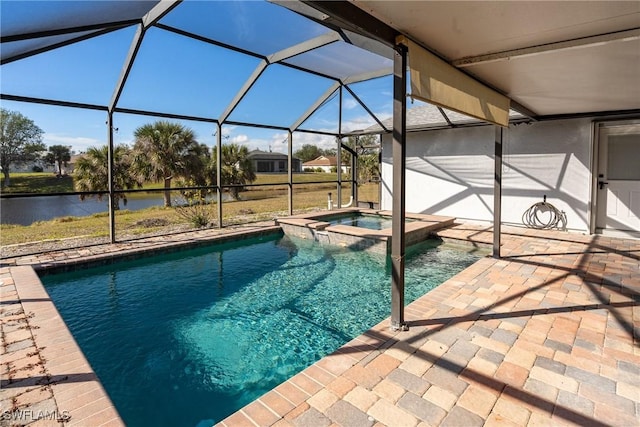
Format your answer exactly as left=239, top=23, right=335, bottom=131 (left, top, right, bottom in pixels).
left=0, top=1, right=159, bottom=63
left=1, top=27, right=137, bottom=105
left=348, top=76, right=393, bottom=123
left=158, top=0, right=332, bottom=57
left=228, top=63, right=337, bottom=128
left=283, top=41, right=392, bottom=81
left=117, top=27, right=263, bottom=119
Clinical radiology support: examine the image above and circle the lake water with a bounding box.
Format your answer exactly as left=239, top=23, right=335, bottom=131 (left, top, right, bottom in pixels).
left=0, top=195, right=167, bottom=225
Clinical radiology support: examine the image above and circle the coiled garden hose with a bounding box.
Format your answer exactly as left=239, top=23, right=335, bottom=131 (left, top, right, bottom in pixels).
left=522, top=196, right=567, bottom=230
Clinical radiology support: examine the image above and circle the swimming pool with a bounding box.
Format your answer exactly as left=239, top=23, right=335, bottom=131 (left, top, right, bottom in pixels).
left=41, top=233, right=481, bottom=427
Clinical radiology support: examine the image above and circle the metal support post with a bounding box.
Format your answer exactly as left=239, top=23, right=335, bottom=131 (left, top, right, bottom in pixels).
left=337, top=87, right=343, bottom=207
left=493, top=126, right=503, bottom=258
left=216, top=123, right=223, bottom=228
left=107, top=112, right=116, bottom=243
left=288, top=130, right=293, bottom=215
left=390, top=42, right=408, bottom=331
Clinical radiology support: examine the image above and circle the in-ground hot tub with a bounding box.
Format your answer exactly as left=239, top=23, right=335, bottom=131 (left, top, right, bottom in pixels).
left=277, top=208, right=455, bottom=254
left=325, top=211, right=417, bottom=230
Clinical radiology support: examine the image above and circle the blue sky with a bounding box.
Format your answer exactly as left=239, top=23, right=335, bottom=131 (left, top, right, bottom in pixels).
left=0, top=0, right=393, bottom=155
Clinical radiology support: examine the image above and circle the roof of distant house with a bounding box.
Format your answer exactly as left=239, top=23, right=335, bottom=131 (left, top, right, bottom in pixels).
left=247, top=150, right=298, bottom=160
left=302, top=155, right=341, bottom=167
left=365, top=104, right=526, bottom=133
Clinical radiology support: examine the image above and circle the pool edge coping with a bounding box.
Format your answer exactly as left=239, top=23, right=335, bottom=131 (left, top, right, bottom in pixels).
left=1, top=265, right=125, bottom=426
left=28, top=226, right=283, bottom=276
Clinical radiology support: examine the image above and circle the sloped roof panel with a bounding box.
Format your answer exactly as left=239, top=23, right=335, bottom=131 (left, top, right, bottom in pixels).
left=0, top=1, right=157, bottom=38
left=2, top=30, right=96, bottom=63
left=158, top=0, right=331, bottom=57
left=1, top=1, right=158, bottom=63
left=284, top=41, right=392, bottom=81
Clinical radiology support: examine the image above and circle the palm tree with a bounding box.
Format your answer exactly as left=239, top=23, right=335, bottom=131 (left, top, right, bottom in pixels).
left=130, top=121, right=205, bottom=207
left=74, top=145, right=142, bottom=210
left=210, top=143, right=257, bottom=200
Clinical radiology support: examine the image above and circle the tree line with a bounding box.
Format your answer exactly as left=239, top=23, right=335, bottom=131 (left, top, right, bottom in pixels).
left=1, top=108, right=380, bottom=209
left=294, top=134, right=380, bottom=185
left=75, top=121, right=256, bottom=209
left=1, top=109, right=256, bottom=209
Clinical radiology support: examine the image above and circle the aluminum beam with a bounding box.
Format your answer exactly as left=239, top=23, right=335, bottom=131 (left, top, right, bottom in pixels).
left=343, top=85, right=388, bottom=132
left=301, top=1, right=398, bottom=48
left=109, top=25, right=145, bottom=110
left=290, top=82, right=340, bottom=131
left=1, top=20, right=139, bottom=43
left=453, top=28, right=640, bottom=68
left=109, top=1, right=181, bottom=110
left=0, top=94, right=106, bottom=111
left=342, top=67, right=392, bottom=85
left=142, top=0, right=182, bottom=28
left=268, top=32, right=341, bottom=63
left=218, top=60, right=268, bottom=124
left=1, top=25, right=134, bottom=65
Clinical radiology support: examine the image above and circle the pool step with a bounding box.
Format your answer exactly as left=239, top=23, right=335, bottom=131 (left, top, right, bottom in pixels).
left=315, top=230, right=330, bottom=244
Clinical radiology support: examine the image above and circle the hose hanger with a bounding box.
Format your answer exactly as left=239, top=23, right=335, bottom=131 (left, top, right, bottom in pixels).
left=522, top=195, right=567, bottom=230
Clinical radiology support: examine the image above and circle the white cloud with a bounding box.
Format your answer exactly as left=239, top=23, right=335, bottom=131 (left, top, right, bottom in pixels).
left=44, top=134, right=103, bottom=153
left=343, top=98, right=358, bottom=110
left=291, top=132, right=336, bottom=151
left=230, top=134, right=249, bottom=144
left=221, top=125, right=236, bottom=137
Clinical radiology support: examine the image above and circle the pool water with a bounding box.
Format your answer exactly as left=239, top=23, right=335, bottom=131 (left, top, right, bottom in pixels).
left=41, top=233, right=481, bottom=427
left=327, top=212, right=414, bottom=230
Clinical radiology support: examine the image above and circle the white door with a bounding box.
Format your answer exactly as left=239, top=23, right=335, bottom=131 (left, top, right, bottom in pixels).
left=596, top=124, right=640, bottom=234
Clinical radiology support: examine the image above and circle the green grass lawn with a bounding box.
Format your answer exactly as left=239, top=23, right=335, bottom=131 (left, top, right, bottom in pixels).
left=1, top=172, right=347, bottom=194
left=1, top=172, right=75, bottom=193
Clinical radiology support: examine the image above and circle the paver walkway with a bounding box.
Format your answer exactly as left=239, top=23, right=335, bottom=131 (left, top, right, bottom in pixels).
left=1, top=222, right=639, bottom=426
left=218, top=224, right=639, bottom=427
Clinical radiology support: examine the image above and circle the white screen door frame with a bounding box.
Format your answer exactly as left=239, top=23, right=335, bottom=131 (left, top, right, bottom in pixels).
left=592, top=120, right=640, bottom=237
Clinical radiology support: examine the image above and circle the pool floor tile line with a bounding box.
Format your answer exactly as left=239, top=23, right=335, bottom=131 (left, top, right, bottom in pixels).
left=2, top=222, right=639, bottom=427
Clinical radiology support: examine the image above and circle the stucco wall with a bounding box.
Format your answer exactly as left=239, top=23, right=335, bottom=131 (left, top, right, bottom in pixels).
left=381, top=118, right=594, bottom=232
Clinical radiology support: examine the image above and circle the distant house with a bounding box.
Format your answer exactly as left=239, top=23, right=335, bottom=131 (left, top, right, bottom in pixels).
left=302, top=155, right=349, bottom=173
left=7, top=153, right=82, bottom=175
left=247, top=150, right=301, bottom=173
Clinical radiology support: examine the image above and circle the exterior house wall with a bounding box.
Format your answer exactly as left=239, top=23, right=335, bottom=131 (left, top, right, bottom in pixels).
left=248, top=151, right=301, bottom=173
left=302, top=156, right=349, bottom=174
left=381, top=118, right=594, bottom=232
left=7, top=161, right=56, bottom=173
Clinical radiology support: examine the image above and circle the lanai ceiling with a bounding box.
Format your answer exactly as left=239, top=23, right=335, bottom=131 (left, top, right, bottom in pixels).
left=297, top=0, right=640, bottom=119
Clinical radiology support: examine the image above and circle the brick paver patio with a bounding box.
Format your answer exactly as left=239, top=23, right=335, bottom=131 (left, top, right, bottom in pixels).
left=1, top=222, right=638, bottom=426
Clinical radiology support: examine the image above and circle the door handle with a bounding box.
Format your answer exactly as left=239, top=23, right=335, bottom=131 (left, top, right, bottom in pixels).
left=598, top=181, right=609, bottom=190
